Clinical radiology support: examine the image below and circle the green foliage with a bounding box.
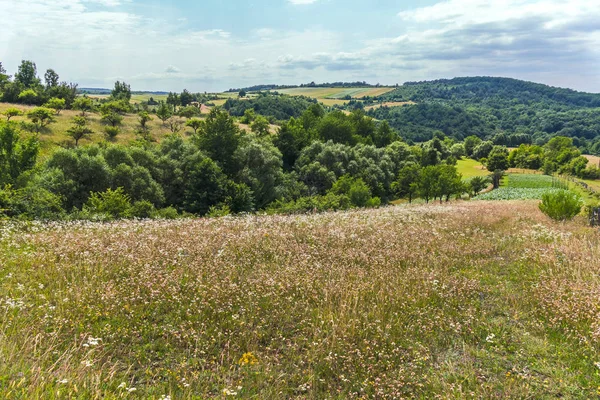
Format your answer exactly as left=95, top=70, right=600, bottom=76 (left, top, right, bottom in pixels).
left=72, top=97, right=95, bottom=116
left=85, top=187, right=132, bottom=219
left=2, top=108, right=23, bottom=121
left=67, top=116, right=93, bottom=146
left=18, top=89, right=41, bottom=105
left=539, top=190, right=583, bottom=221
left=392, top=163, right=420, bottom=203
left=469, top=176, right=489, bottom=196
left=130, top=200, right=156, bottom=218
left=194, top=108, right=241, bottom=175
left=0, top=123, right=39, bottom=187
left=14, top=60, right=41, bottom=89
left=234, top=138, right=283, bottom=208
left=111, top=81, right=132, bottom=102
left=104, top=126, right=120, bottom=141
left=44, top=97, right=65, bottom=115
left=224, top=93, right=317, bottom=121
left=178, top=106, right=201, bottom=119
left=136, top=111, right=153, bottom=141
left=27, top=107, right=55, bottom=130
left=250, top=115, right=270, bottom=136
left=156, top=101, right=173, bottom=122
left=486, top=146, right=509, bottom=172
left=185, top=118, right=203, bottom=135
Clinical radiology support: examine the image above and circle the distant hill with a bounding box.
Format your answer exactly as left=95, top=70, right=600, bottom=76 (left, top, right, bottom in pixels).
left=228, top=81, right=380, bottom=93
left=367, top=77, right=600, bottom=148
left=378, top=77, right=600, bottom=108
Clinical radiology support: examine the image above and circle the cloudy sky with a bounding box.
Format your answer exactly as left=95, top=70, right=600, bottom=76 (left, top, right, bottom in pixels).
left=1, top=0, right=599, bottom=92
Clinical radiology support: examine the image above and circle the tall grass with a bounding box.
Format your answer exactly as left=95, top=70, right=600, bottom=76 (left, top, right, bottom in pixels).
left=1, top=202, right=599, bottom=398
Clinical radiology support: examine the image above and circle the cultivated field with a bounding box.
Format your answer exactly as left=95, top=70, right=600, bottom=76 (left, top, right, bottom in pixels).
left=272, top=87, right=395, bottom=105
left=1, top=202, right=600, bottom=398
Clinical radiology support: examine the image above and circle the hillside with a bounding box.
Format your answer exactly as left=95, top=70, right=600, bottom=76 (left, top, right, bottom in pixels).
left=2, top=201, right=600, bottom=398
left=368, top=77, right=600, bottom=148
left=379, top=77, right=600, bottom=108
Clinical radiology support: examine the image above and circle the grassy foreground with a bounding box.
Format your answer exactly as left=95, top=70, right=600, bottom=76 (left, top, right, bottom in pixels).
left=1, top=202, right=600, bottom=398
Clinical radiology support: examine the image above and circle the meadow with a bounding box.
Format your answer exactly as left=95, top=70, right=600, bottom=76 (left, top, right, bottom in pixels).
left=1, top=201, right=600, bottom=398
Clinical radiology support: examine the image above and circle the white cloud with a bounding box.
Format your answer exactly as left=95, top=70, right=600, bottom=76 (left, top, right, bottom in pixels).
left=1, top=0, right=599, bottom=91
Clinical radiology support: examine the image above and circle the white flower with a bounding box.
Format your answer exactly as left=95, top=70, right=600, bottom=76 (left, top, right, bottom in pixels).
left=127, top=387, right=137, bottom=392
left=222, top=388, right=238, bottom=396
left=118, top=382, right=127, bottom=389
left=595, top=361, right=600, bottom=369
left=57, top=379, right=68, bottom=384
left=485, top=333, right=495, bottom=343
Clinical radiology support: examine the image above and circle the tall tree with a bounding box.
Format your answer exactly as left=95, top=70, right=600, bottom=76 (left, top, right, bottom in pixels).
left=44, top=69, right=59, bottom=88
left=0, top=123, right=39, bottom=186
left=194, top=108, right=241, bottom=176
left=14, top=60, right=40, bottom=89
left=111, top=81, right=132, bottom=102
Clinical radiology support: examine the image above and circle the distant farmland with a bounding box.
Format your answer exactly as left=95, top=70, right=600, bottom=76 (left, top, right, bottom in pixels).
left=271, top=87, right=395, bottom=104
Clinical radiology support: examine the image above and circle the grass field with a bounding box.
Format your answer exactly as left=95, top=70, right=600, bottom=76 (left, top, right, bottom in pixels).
left=0, top=102, right=183, bottom=153
left=2, top=202, right=600, bottom=398
left=456, top=158, right=489, bottom=178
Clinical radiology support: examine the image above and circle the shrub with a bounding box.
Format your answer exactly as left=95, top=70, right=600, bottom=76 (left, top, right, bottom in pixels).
left=104, top=126, right=120, bottom=141
left=153, top=206, right=179, bottom=220
left=130, top=200, right=155, bottom=218
left=85, top=187, right=132, bottom=219
left=538, top=190, right=582, bottom=221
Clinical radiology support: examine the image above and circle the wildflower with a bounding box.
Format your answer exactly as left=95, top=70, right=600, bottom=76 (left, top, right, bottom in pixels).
left=222, top=388, right=238, bottom=396
left=127, top=387, right=137, bottom=392
left=485, top=333, right=495, bottom=343
left=238, top=352, right=258, bottom=366
left=117, top=382, right=127, bottom=389
left=57, top=379, right=68, bottom=384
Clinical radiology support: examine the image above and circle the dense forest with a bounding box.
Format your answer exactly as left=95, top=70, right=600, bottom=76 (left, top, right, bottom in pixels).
left=367, top=77, right=600, bottom=152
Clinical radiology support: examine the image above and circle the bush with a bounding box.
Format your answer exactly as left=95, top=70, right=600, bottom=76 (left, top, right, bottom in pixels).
left=538, top=190, right=582, bottom=221
left=153, top=206, right=179, bottom=220
left=130, top=200, right=155, bottom=218
left=85, top=187, right=132, bottom=219
left=104, top=126, right=120, bottom=141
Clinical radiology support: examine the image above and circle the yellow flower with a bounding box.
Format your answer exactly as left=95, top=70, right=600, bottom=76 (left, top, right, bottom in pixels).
left=238, top=352, right=258, bottom=366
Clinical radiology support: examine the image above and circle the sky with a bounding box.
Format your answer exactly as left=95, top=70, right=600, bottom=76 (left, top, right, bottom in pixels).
left=0, top=0, right=599, bottom=93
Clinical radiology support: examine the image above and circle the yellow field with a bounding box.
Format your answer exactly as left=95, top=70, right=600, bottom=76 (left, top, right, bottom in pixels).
left=584, top=154, right=600, bottom=168
left=273, top=87, right=394, bottom=102
left=365, top=101, right=415, bottom=111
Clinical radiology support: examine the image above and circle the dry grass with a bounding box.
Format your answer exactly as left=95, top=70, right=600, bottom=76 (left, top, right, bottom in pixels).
left=1, top=201, right=600, bottom=398
left=364, top=101, right=415, bottom=111
left=0, top=102, right=257, bottom=155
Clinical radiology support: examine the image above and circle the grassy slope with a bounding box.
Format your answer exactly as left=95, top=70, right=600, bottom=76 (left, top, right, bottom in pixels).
left=1, top=202, right=600, bottom=398
left=456, top=158, right=489, bottom=178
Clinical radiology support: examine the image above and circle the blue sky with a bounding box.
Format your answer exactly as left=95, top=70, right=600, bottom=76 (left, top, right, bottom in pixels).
left=1, top=0, right=599, bottom=92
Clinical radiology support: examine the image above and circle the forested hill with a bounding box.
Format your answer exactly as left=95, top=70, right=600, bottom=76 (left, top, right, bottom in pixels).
left=378, top=77, right=600, bottom=108
left=369, top=77, right=600, bottom=147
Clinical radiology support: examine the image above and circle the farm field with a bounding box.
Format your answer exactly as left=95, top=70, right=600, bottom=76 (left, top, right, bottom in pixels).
left=272, top=87, right=395, bottom=105
left=2, top=202, right=600, bottom=398
left=475, top=174, right=567, bottom=200
left=364, top=101, right=415, bottom=111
